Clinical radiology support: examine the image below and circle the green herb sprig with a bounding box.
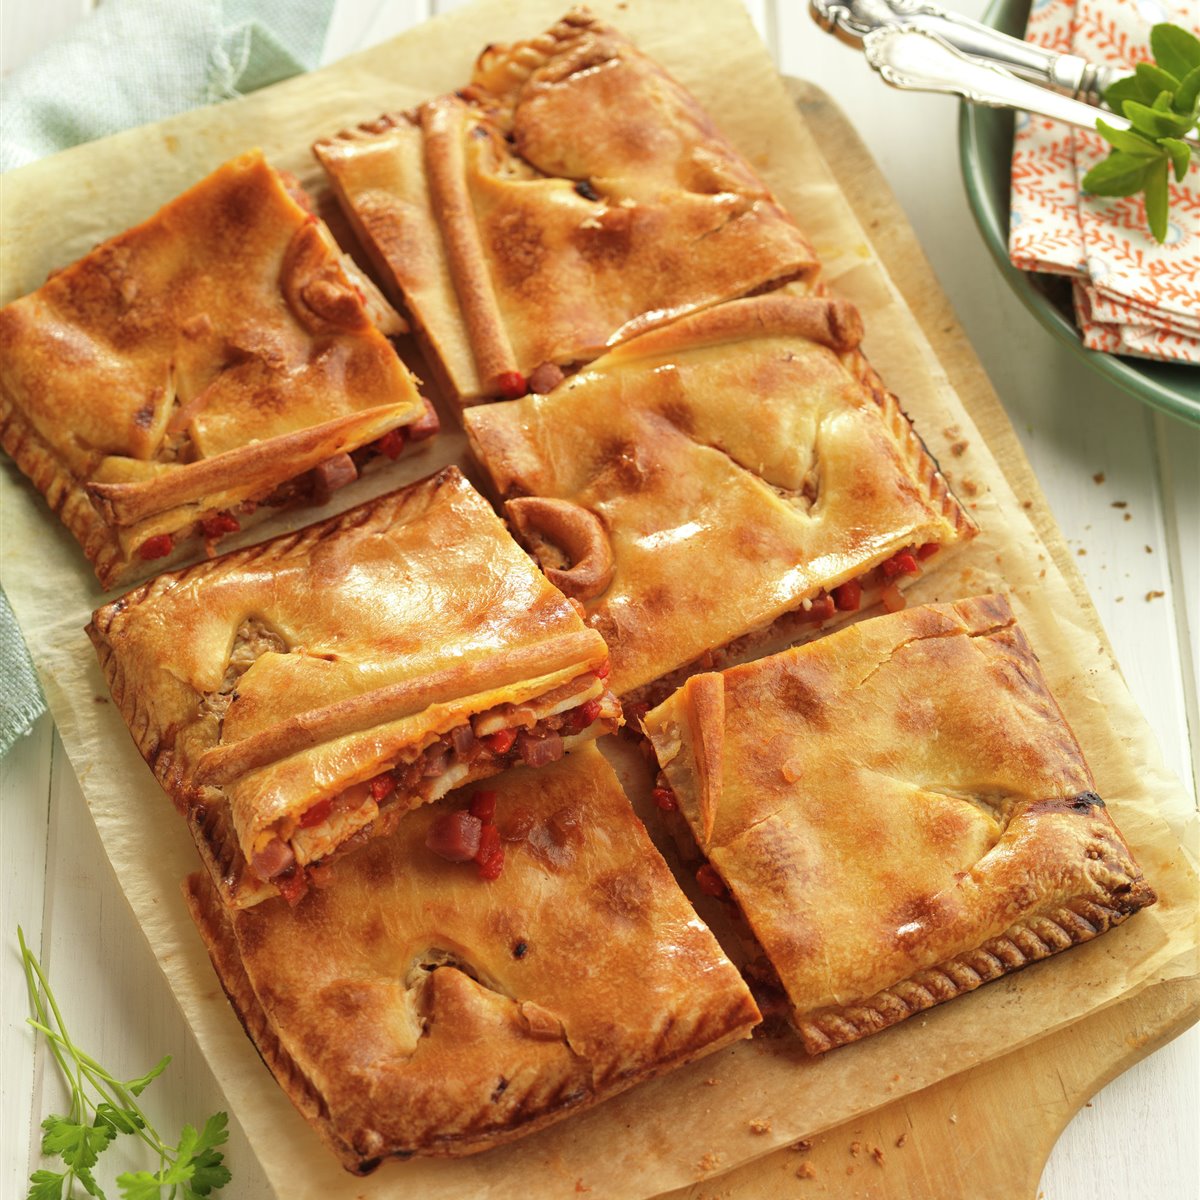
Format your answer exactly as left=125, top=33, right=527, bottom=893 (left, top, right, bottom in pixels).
left=19, top=928, right=232, bottom=1200
left=1082, top=22, right=1200, bottom=243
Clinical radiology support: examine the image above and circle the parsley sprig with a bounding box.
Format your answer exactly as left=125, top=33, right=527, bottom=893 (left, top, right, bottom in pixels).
left=1082, top=23, right=1200, bottom=243
left=19, top=928, right=232, bottom=1200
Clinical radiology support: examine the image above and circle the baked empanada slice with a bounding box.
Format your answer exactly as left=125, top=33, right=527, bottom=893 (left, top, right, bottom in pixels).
left=466, top=293, right=974, bottom=706
left=185, top=745, right=760, bottom=1171
left=0, top=149, right=434, bottom=587
left=313, top=8, right=817, bottom=406
left=89, top=467, right=619, bottom=907
left=644, top=595, right=1156, bottom=1053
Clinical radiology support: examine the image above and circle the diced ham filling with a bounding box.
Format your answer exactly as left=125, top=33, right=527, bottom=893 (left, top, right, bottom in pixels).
left=252, top=677, right=619, bottom=904
left=624, top=542, right=940, bottom=715
left=182, top=406, right=442, bottom=558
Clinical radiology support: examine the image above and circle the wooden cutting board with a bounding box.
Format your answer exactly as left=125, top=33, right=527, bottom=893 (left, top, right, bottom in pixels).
left=655, top=80, right=1200, bottom=1200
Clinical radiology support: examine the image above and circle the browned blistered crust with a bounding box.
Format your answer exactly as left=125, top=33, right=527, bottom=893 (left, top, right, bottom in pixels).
left=313, top=8, right=819, bottom=404
left=87, top=467, right=614, bottom=907
left=466, top=293, right=976, bottom=700
left=0, top=150, right=427, bottom=588
left=184, top=748, right=761, bottom=1170
left=644, top=595, right=1156, bottom=1054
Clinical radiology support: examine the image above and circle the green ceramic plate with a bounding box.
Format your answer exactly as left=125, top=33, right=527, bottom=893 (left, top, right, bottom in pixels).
left=957, top=0, right=1200, bottom=425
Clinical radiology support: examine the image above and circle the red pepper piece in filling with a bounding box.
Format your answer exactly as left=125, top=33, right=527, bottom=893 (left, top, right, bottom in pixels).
left=470, top=790, right=498, bottom=823
left=696, top=864, right=728, bottom=899
left=496, top=370, right=528, bottom=400
left=200, top=512, right=240, bottom=539
left=299, top=797, right=334, bottom=829
left=476, top=823, right=504, bottom=880
left=138, top=533, right=174, bottom=560
left=484, top=728, right=517, bottom=755
left=565, top=697, right=603, bottom=734
left=651, top=787, right=677, bottom=812
left=370, top=773, right=397, bottom=803
left=378, top=429, right=407, bottom=459
left=595, top=661, right=611, bottom=681
left=916, top=541, right=940, bottom=560
left=832, top=580, right=862, bottom=612
left=892, top=551, right=919, bottom=576
left=275, top=868, right=309, bottom=907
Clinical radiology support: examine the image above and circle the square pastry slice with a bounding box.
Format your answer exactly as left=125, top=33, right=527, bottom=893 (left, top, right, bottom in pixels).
left=643, top=595, right=1156, bottom=1054
left=0, top=149, right=436, bottom=588
left=313, top=8, right=817, bottom=406
left=89, top=467, right=619, bottom=908
left=185, top=745, right=761, bottom=1171
left=466, top=293, right=975, bottom=705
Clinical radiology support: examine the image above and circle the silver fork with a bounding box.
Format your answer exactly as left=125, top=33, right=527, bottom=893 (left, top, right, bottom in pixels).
left=810, top=0, right=1122, bottom=106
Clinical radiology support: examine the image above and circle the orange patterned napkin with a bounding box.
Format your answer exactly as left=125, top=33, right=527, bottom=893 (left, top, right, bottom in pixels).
left=1010, top=0, right=1199, bottom=364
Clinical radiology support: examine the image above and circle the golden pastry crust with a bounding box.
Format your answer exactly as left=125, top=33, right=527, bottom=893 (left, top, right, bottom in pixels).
left=313, top=7, right=818, bottom=405
left=0, top=150, right=429, bottom=588
left=644, top=595, right=1156, bottom=1054
left=184, top=746, right=761, bottom=1170
left=465, top=293, right=975, bottom=701
left=88, top=467, right=617, bottom=907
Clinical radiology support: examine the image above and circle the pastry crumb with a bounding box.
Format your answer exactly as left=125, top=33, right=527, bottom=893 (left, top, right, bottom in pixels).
left=872, top=1146, right=885, bottom=1166
left=792, top=1139, right=813, bottom=1153
left=1077, top=548, right=1086, bottom=556
left=93, top=695, right=109, bottom=704
left=703, top=1077, right=718, bottom=1087
left=1111, top=500, right=1127, bottom=508
left=574, top=1182, right=591, bottom=1194
left=749, top=1119, right=772, bottom=1135
left=1093, top=471, right=1105, bottom=484
left=960, top=479, right=979, bottom=497
left=796, top=1161, right=817, bottom=1180
left=1116, top=596, right=1124, bottom=603
left=697, top=1151, right=722, bottom=1173
left=1021, top=498, right=1033, bottom=509
left=950, top=439, right=969, bottom=456
left=1146, top=590, right=1164, bottom=602
left=1145, top=544, right=1153, bottom=553
left=895, top=1132, right=909, bottom=1148
left=849, top=1140, right=863, bottom=1156
left=948, top=1113, right=958, bottom=1124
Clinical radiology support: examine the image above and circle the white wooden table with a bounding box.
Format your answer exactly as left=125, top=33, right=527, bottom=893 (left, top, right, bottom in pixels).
left=2, top=2, right=1197, bottom=1198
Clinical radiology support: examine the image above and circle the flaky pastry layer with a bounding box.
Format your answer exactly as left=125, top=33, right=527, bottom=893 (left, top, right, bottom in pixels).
left=313, top=7, right=817, bottom=404
left=0, top=150, right=428, bottom=587
left=466, top=292, right=975, bottom=699
left=644, top=595, right=1155, bottom=1052
left=184, top=747, right=760, bottom=1170
left=89, top=467, right=614, bottom=906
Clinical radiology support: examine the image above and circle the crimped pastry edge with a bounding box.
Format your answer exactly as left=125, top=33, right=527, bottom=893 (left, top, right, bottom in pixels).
left=796, top=888, right=1156, bottom=1054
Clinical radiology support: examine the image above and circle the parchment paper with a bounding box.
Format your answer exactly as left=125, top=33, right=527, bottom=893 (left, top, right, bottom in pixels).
left=1, top=1, right=1196, bottom=1197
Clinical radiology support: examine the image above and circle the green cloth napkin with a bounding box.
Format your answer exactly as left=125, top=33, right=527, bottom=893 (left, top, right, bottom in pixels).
left=0, top=0, right=334, bottom=755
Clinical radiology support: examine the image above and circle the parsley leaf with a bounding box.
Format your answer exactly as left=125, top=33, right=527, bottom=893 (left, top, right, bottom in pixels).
left=27, top=1171, right=67, bottom=1200
left=19, top=928, right=232, bottom=1200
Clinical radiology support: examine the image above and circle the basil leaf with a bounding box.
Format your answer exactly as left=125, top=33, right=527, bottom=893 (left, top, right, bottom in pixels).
left=1160, top=137, right=1193, bottom=181
left=1142, top=155, right=1170, bottom=243
left=1082, top=151, right=1155, bottom=196
left=1151, top=23, right=1200, bottom=81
